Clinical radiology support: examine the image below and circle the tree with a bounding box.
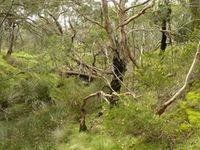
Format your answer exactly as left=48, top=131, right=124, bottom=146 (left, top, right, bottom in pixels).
left=77, top=0, right=154, bottom=131
left=95, top=0, right=152, bottom=94
left=153, top=0, right=171, bottom=52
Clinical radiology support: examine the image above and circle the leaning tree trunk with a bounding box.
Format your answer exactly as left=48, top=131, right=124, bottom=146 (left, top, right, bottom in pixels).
left=7, top=22, right=15, bottom=56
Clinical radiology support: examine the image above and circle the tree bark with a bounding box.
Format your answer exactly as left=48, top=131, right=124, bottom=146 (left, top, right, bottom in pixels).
left=0, top=31, right=2, bottom=52
left=7, top=22, right=15, bottom=56
left=110, top=53, right=126, bottom=93
left=160, top=19, right=167, bottom=51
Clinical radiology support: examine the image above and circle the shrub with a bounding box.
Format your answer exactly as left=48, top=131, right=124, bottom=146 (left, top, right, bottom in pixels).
left=16, top=79, right=53, bottom=108
left=102, top=95, right=187, bottom=149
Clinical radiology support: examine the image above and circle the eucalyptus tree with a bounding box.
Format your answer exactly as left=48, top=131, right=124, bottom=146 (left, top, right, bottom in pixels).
left=0, top=0, right=15, bottom=53
left=86, top=0, right=153, bottom=94
left=74, top=0, right=155, bottom=131
left=0, top=0, right=71, bottom=55
left=0, top=0, right=45, bottom=55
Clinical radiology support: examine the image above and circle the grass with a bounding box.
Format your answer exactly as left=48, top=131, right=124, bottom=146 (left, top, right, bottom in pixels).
left=0, top=44, right=200, bottom=150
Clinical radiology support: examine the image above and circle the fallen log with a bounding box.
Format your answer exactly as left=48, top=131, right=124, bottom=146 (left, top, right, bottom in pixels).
left=59, top=70, right=98, bottom=82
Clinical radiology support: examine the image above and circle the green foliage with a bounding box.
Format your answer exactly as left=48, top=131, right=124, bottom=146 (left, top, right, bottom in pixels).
left=174, top=134, right=200, bottom=150
left=135, top=52, right=171, bottom=90
left=133, top=42, right=197, bottom=93
left=177, top=89, right=200, bottom=149
left=103, top=95, right=183, bottom=147
left=152, top=0, right=171, bottom=25
left=57, top=132, right=120, bottom=150
left=0, top=105, right=72, bottom=150
left=15, top=79, right=52, bottom=106
left=189, top=0, right=200, bottom=29
left=1, top=0, right=200, bottom=149
left=181, top=80, right=200, bottom=131
left=0, top=81, right=9, bottom=109
left=53, top=77, right=106, bottom=118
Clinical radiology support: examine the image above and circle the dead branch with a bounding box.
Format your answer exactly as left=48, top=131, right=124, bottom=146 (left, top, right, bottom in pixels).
left=79, top=91, right=111, bottom=132
left=59, top=70, right=97, bottom=82
left=79, top=90, right=138, bottom=131
left=156, top=41, right=200, bottom=116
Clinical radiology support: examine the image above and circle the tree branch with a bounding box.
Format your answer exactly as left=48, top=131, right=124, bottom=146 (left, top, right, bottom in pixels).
left=117, top=4, right=153, bottom=28
left=79, top=90, right=138, bottom=131
left=48, top=12, right=63, bottom=35
left=101, top=0, right=112, bottom=34
left=74, top=8, right=104, bottom=29
left=124, top=0, right=151, bottom=12
left=156, top=41, right=200, bottom=116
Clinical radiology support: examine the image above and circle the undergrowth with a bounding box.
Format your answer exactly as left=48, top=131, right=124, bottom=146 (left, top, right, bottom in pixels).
left=0, top=42, right=200, bottom=149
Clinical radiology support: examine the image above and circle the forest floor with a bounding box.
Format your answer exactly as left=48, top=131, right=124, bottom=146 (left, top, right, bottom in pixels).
left=1, top=43, right=200, bottom=150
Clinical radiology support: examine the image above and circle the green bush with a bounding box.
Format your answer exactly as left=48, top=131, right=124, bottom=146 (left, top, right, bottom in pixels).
left=181, top=83, right=200, bottom=131
left=0, top=81, right=9, bottom=104
left=16, top=79, right=52, bottom=108
left=1, top=105, right=71, bottom=150
left=102, top=95, right=187, bottom=149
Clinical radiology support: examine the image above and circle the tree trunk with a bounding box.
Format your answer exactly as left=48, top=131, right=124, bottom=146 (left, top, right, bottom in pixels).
left=0, top=34, right=2, bottom=52
left=79, top=108, right=87, bottom=132
left=160, top=19, right=167, bottom=51
left=0, top=23, right=2, bottom=52
left=7, top=22, right=15, bottom=56
left=110, top=52, right=126, bottom=104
